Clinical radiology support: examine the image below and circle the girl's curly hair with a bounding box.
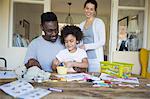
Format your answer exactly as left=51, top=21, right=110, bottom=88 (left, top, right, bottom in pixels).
left=60, top=25, right=83, bottom=44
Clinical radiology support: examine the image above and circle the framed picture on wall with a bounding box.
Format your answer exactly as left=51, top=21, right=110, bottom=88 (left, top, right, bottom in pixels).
left=23, top=19, right=30, bottom=40
left=117, top=16, right=129, bottom=51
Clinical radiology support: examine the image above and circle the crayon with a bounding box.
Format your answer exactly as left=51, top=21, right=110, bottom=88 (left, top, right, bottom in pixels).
left=48, top=88, right=63, bottom=92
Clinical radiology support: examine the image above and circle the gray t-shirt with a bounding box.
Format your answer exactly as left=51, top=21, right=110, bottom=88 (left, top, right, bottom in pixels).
left=83, top=25, right=96, bottom=59
left=24, top=36, right=64, bottom=72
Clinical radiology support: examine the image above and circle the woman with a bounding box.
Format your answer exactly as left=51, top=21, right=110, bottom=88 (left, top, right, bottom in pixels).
left=79, top=0, right=106, bottom=72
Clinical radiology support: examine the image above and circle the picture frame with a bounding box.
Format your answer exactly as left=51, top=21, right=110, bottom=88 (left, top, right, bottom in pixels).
left=118, top=16, right=129, bottom=27
left=23, top=19, right=30, bottom=40
left=117, top=16, right=129, bottom=51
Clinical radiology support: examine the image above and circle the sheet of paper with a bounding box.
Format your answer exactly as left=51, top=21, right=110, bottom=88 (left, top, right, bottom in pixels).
left=0, top=80, right=51, bottom=98
left=0, top=80, right=34, bottom=97
left=100, top=73, right=139, bottom=84
left=19, top=88, right=51, bottom=99
left=56, top=73, right=86, bottom=81
left=0, top=71, right=17, bottom=79
left=56, top=73, right=100, bottom=81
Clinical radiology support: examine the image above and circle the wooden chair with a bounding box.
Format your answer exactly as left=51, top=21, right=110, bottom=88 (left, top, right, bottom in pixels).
left=0, top=57, right=7, bottom=68
left=139, top=48, right=150, bottom=79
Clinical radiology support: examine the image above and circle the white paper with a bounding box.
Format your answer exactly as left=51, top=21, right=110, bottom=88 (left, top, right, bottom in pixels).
left=0, top=80, right=51, bottom=98
left=56, top=73, right=100, bottom=81
left=100, top=73, right=139, bottom=84
left=19, top=88, right=51, bottom=99
left=56, top=73, right=86, bottom=81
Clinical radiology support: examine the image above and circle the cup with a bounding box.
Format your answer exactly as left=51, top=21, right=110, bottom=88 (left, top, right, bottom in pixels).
left=57, top=66, right=67, bottom=75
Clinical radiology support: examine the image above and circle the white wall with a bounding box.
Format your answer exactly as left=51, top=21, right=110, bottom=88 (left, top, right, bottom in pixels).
left=0, top=0, right=9, bottom=48
left=0, top=48, right=27, bottom=70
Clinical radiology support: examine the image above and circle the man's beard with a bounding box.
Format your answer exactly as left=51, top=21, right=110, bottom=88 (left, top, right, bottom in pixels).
left=43, top=34, right=58, bottom=42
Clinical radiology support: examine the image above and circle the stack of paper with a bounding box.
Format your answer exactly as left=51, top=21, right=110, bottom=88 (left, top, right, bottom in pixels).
left=56, top=73, right=100, bottom=81
left=100, top=73, right=139, bottom=84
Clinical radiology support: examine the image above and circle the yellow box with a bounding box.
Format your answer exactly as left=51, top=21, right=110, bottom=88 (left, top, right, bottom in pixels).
left=100, top=61, right=133, bottom=78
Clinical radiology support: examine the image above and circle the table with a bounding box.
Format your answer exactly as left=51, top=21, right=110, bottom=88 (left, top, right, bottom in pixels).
left=0, top=78, right=150, bottom=99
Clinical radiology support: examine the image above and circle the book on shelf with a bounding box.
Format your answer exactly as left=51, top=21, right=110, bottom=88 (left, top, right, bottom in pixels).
left=0, top=80, right=51, bottom=99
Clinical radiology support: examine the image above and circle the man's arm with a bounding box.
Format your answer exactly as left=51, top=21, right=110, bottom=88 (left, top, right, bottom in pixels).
left=52, top=58, right=61, bottom=71
left=25, top=58, right=41, bottom=69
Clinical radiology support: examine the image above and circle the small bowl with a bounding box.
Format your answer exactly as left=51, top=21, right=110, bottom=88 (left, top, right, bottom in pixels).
left=57, top=66, right=67, bottom=75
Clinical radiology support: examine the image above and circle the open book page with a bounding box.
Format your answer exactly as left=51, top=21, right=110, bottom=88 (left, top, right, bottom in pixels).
left=0, top=80, right=51, bottom=98
left=0, top=80, right=34, bottom=97
left=19, top=88, right=51, bottom=99
left=0, top=71, right=17, bottom=79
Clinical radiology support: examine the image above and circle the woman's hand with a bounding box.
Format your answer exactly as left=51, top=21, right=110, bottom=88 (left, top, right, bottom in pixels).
left=79, top=44, right=85, bottom=50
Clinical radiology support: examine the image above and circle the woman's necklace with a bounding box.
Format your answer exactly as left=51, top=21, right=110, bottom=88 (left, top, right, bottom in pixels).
left=84, top=18, right=94, bottom=30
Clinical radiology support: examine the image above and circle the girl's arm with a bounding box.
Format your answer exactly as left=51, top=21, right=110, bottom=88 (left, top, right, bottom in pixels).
left=64, top=58, right=88, bottom=68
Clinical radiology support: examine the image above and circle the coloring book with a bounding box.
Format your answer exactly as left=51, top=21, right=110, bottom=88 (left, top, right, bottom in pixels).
left=0, top=80, right=51, bottom=99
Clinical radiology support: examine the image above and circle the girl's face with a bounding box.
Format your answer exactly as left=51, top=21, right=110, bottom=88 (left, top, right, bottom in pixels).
left=64, top=34, right=78, bottom=53
left=84, top=3, right=95, bottom=18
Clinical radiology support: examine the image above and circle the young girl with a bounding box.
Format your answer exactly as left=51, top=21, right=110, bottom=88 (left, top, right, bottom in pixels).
left=52, top=25, right=88, bottom=73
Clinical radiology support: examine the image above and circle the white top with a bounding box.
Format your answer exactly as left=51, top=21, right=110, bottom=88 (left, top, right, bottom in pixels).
left=80, top=18, right=106, bottom=62
left=24, top=36, right=64, bottom=72
left=56, top=48, right=87, bottom=72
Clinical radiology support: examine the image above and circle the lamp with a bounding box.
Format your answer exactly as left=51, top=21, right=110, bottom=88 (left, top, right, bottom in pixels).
left=65, top=2, right=73, bottom=25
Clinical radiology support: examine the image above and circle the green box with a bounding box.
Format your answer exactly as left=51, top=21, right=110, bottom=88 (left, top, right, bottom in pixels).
left=100, top=61, right=133, bottom=78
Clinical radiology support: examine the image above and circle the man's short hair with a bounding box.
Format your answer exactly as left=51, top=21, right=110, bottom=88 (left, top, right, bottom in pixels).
left=41, top=12, right=58, bottom=24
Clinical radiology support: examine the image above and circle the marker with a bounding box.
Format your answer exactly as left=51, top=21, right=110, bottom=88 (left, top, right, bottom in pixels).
left=48, top=88, right=63, bottom=92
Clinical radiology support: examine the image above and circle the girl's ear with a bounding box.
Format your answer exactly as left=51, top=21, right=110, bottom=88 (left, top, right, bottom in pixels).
left=76, top=41, right=79, bottom=44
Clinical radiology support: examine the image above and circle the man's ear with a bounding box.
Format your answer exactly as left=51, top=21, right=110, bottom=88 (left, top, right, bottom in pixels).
left=40, top=24, right=44, bottom=31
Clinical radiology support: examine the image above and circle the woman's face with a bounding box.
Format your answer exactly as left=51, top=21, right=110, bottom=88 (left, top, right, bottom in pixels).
left=84, top=3, right=95, bottom=18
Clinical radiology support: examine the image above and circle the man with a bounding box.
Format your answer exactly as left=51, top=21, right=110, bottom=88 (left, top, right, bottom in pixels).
left=24, top=12, right=64, bottom=72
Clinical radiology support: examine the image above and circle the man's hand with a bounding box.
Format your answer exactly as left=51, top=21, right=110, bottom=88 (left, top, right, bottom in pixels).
left=25, top=58, right=41, bottom=69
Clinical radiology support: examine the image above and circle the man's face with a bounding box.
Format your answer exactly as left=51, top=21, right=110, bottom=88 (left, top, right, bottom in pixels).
left=41, top=21, right=58, bottom=42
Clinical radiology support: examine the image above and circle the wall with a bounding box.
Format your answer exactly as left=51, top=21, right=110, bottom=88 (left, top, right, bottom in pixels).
left=0, top=0, right=9, bottom=48
left=0, top=48, right=26, bottom=70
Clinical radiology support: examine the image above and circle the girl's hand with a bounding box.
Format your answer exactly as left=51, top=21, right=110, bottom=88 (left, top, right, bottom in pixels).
left=53, top=59, right=60, bottom=66
left=64, top=61, right=74, bottom=68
